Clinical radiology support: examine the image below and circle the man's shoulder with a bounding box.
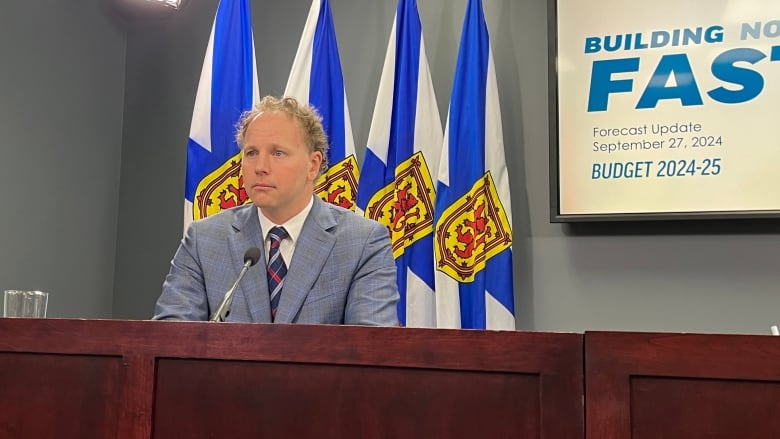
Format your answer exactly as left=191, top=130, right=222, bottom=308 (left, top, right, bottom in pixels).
left=318, top=201, right=384, bottom=232
left=191, top=203, right=255, bottom=230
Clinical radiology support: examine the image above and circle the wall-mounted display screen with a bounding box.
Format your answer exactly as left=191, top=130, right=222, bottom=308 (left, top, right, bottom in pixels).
left=549, top=0, right=780, bottom=221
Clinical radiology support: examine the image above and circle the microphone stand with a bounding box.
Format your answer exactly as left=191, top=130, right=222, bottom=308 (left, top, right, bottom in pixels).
left=210, top=258, right=254, bottom=322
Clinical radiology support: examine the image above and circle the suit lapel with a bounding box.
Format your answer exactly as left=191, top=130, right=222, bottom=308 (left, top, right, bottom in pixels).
left=274, top=198, right=336, bottom=323
left=228, top=205, right=272, bottom=323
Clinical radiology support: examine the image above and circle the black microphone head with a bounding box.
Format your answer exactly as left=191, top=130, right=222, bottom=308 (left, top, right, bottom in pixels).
left=244, top=247, right=261, bottom=266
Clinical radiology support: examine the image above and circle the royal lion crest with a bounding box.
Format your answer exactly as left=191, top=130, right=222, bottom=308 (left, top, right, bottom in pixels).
left=435, top=172, right=512, bottom=282
left=193, top=152, right=250, bottom=220
left=365, top=151, right=435, bottom=258
left=315, top=154, right=359, bottom=211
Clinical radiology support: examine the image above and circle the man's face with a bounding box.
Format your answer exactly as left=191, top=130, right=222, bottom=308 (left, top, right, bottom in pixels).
left=240, top=111, right=323, bottom=224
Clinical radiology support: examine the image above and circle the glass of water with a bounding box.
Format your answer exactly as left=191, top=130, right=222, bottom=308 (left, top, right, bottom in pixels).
left=3, top=290, right=48, bottom=318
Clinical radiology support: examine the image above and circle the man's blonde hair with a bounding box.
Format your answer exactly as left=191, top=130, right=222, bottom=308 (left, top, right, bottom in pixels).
left=235, top=95, right=329, bottom=174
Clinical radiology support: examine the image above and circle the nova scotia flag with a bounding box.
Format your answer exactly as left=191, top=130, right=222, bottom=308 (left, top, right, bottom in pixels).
left=285, top=0, right=359, bottom=210
left=434, top=0, right=515, bottom=330
left=184, top=0, right=259, bottom=231
left=357, top=0, right=442, bottom=327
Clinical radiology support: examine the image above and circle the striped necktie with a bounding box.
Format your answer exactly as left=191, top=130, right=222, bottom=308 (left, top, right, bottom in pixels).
left=267, top=226, right=288, bottom=321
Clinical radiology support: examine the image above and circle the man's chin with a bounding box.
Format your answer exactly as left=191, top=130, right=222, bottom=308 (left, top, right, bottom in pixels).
left=247, top=196, right=272, bottom=209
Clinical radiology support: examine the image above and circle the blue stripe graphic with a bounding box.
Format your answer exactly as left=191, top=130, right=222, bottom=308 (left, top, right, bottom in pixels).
left=387, top=0, right=421, bottom=182
left=446, top=0, right=488, bottom=198
left=309, top=0, right=347, bottom=164
left=487, top=250, right=514, bottom=316
left=358, top=0, right=431, bottom=325
left=185, top=0, right=255, bottom=202
left=389, top=0, right=426, bottom=325
left=435, top=0, right=493, bottom=329
left=356, top=150, right=387, bottom=209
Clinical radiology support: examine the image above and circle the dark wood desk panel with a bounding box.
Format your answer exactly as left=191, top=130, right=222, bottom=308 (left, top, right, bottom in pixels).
left=151, top=324, right=583, bottom=439
left=155, top=359, right=540, bottom=437
left=0, top=319, right=157, bottom=439
left=0, top=352, right=122, bottom=438
left=0, top=319, right=584, bottom=439
left=586, top=331, right=780, bottom=439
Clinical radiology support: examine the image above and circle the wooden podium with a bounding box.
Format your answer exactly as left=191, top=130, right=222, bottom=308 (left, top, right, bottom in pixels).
left=0, top=319, right=583, bottom=438
left=586, top=331, right=780, bottom=439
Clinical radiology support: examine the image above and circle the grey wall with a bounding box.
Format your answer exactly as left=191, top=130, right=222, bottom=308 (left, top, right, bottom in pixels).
left=0, top=0, right=125, bottom=318
left=4, top=0, right=780, bottom=334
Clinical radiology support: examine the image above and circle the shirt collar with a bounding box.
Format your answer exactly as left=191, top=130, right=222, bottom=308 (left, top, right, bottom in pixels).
left=257, top=196, right=314, bottom=244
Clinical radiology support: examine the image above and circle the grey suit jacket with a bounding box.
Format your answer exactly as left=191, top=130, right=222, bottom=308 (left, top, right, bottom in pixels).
left=153, top=197, right=399, bottom=325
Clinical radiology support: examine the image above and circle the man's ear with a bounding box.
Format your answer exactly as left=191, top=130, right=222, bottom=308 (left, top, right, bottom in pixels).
left=309, top=151, right=323, bottom=179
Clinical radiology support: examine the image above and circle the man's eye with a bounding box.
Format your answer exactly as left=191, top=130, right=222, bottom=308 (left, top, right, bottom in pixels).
left=273, top=150, right=285, bottom=157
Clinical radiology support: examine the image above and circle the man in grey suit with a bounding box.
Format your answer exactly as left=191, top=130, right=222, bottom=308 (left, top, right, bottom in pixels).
left=153, top=96, right=399, bottom=325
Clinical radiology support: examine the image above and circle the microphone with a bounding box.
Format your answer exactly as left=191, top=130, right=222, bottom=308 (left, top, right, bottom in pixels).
left=210, top=247, right=261, bottom=322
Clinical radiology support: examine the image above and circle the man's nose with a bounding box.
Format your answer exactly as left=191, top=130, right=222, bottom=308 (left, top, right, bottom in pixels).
left=253, top=153, right=270, bottom=174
